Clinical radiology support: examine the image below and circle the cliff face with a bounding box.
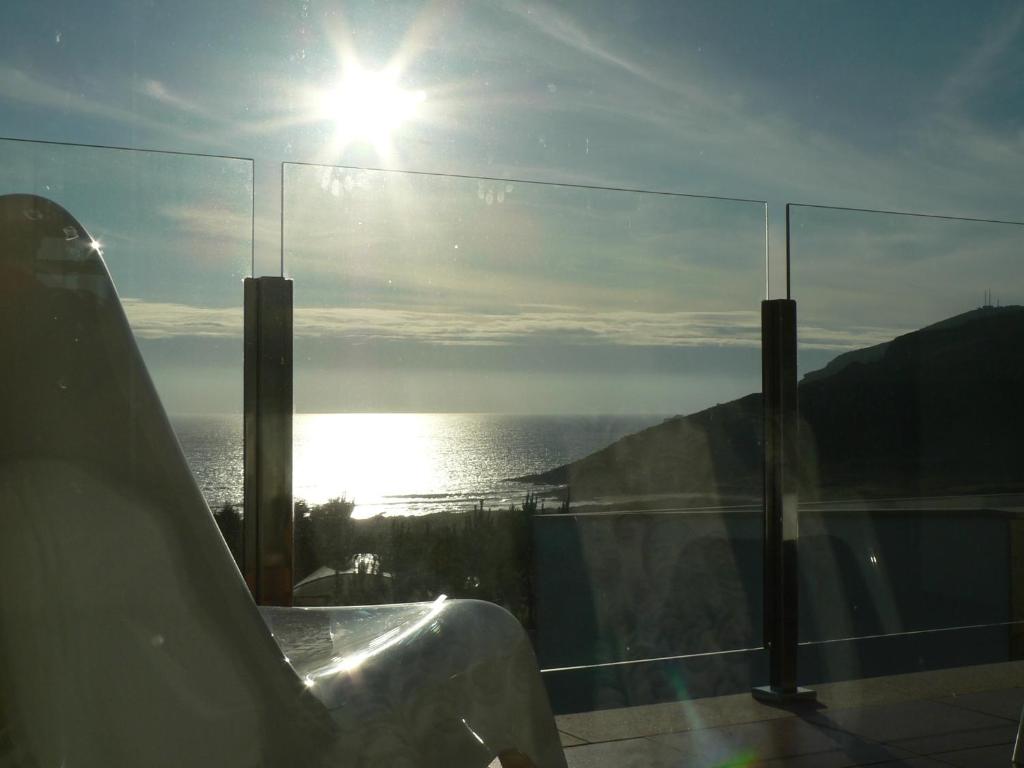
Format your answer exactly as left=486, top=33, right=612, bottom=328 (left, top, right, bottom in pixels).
left=800, top=306, right=1024, bottom=499
left=521, top=306, right=1024, bottom=503
left=522, top=394, right=763, bottom=503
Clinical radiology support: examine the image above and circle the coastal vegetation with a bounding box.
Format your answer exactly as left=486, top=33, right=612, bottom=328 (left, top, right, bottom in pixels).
left=216, top=494, right=539, bottom=628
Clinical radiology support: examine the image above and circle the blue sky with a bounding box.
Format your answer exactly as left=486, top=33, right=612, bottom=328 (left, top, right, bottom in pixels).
left=1, top=0, right=1022, bottom=412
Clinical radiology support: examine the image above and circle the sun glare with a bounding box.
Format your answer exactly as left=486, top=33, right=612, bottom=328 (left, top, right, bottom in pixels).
left=316, top=64, right=426, bottom=155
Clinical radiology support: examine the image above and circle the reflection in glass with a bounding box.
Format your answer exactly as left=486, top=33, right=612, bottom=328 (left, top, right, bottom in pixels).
left=789, top=204, right=1024, bottom=682
left=284, top=163, right=768, bottom=709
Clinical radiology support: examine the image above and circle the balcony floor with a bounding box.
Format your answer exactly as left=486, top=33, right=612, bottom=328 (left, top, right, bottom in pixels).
left=556, top=661, right=1024, bottom=767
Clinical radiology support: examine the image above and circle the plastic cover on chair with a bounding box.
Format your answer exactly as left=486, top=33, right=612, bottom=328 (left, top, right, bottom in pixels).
left=0, top=193, right=567, bottom=768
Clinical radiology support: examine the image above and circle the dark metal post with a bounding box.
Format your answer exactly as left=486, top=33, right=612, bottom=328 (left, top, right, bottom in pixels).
left=243, top=277, right=293, bottom=606
left=753, top=298, right=815, bottom=703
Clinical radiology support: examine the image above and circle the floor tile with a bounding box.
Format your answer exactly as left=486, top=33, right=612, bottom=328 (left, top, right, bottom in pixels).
left=563, top=737, right=683, bottom=768
left=754, top=749, right=874, bottom=768
left=813, top=676, right=912, bottom=712
left=805, top=698, right=1007, bottom=744
left=557, top=664, right=1024, bottom=768
left=816, top=661, right=1024, bottom=708
left=933, top=743, right=1017, bottom=767
left=556, top=693, right=792, bottom=743
left=889, top=723, right=1015, bottom=756
left=758, top=755, right=948, bottom=768
left=904, top=662, right=1024, bottom=697
left=937, top=687, right=1024, bottom=722
left=649, top=717, right=907, bottom=767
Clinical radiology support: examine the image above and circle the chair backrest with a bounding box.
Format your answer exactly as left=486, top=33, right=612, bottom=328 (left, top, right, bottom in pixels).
left=0, top=195, right=330, bottom=767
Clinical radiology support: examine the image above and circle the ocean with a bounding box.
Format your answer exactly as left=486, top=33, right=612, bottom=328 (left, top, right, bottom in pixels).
left=171, top=413, right=663, bottom=518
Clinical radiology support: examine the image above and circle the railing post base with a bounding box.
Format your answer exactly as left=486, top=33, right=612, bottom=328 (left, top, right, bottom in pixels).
left=752, top=685, right=817, bottom=705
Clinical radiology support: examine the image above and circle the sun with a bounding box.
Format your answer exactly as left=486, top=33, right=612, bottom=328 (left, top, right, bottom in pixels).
left=315, top=63, right=426, bottom=156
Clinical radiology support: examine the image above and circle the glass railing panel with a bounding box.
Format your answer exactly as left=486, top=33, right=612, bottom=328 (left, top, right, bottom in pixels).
left=283, top=162, right=767, bottom=710
left=0, top=138, right=253, bottom=533
left=789, top=203, right=1024, bottom=681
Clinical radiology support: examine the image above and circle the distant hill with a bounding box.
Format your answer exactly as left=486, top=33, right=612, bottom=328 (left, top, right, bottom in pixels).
left=519, top=306, right=1024, bottom=504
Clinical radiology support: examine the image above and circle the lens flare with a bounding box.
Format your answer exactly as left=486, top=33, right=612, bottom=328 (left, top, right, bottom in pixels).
left=315, top=63, right=426, bottom=156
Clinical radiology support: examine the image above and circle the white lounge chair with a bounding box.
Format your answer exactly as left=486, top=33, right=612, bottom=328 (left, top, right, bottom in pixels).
left=0, top=193, right=567, bottom=768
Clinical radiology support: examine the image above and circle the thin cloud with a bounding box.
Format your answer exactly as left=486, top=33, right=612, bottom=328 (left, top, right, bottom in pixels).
left=798, top=324, right=910, bottom=352
left=500, top=1, right=697, bottom=102
left=0, top=66, right=215, bottom=147
left=122, top=299, right=242, bottom=339
left=160, top=202, right=256, bottom=242
left=121, top=298, right=899, bottom=352
left=294, top=307, right=763, bottom=347
left=935, top=5, right=1024, bottom=113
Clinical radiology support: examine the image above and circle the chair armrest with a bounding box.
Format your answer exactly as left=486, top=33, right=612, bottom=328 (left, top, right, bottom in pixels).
left=259, top=599, right=568, bottom=768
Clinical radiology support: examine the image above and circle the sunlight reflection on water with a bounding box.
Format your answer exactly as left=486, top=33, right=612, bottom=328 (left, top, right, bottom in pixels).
left=292, top=413, right=661, bottom=517
left=174, top=413, right=662, bottom=517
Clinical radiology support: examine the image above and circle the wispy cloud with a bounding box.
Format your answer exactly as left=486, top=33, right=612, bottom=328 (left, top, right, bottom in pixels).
left=0, top=66, right=216, bottom=147
left=136, top=77, right=314, bottom=139
left=798, top=324, right=910, bottom=352
left=499, top=1, right=700, bottom=103
left=122, top=299, right=242, bottom=339
left=0, top=65, right=137, bottom=125
left=5, top=4, right=1022, bottom=315
left=121, top=298, right=900, bottom=352
left=295, top=306, right=764, bottom=347
left=467, top=2, right=1024, bottom=222
left=935, top=4, right=1024, bottom=113
left=160, top=202, right=256, bottom=244
left=6, top=4, right=1022, bottom=227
